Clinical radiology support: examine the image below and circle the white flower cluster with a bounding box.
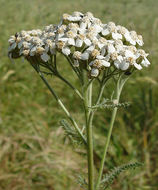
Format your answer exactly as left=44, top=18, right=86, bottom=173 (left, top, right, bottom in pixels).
left=8, top=11, right=150, bottom=77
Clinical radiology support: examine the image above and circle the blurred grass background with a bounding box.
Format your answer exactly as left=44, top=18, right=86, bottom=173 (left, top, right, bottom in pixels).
left=0, top=0, right=158, bottom=189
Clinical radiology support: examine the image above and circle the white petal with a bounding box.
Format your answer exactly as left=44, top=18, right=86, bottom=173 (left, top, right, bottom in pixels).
left=68, top=16, right=81, bottom=22
left=129, top=39, right=136, bottom=45
left=84, top=38, right=92, bottom=46
left=94, top=25, right=102, bottom=33
left=112, top=32, right=122, bottom=40
left=81, top=52, right=89, bottom=60
left=96, top=55, right=104, bottom=60
left=86, top=45, right=95, bottom=53
left=120, top=61, right=129, bottom=70
left=134, top=63, right=142, bottom=70
left=125, top=50, right=135, bottom=58
left=141, top=57, right=150, bottom=67
left=80, top=22, right=87, bottom=30
left=41, top=53, right=50, bottom=62
left=62, top=47, right=71, bottom=56
left=87, top=22, right=92, bottom=28
left=75, top=38, right=83, bottom=47
left=58, top=38, right=68, bottom=42
left=101, top=47, right=106, bottom=56
left=68, top=38, right=75, bottom=46
left=137, top=40, right=143, bottom=46
left=101, top=28, right=110, bottom=36
left=104, top=54, right=110, bottom=61
left=117, top=55, right=123, bottom=62
left=101, top=60, right=110, bottom=67
left=124, top=32, right=131, bottom=41
left=107, top=44, right=115, bottom=54
left=98, top=42, right=104, bottom=49
left=91, top=68, right=99, bottom=77
left=79, top=28, right=86, bottom=35
left=57, top=33, right=65, bottom=38
left=114, top=60, right=120, bottom=69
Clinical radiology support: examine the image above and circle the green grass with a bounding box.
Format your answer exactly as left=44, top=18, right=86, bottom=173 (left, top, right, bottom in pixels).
left=0, top=0, right=158, bottom=189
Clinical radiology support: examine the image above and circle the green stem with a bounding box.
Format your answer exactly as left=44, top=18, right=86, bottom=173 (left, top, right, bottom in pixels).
left=83, top=72, right=94, bottom=190
left=31, top=63, right=87, bottom=145
left=95, top=75, right=128, bottom=190
left=43, top=59, right=83, bottom=100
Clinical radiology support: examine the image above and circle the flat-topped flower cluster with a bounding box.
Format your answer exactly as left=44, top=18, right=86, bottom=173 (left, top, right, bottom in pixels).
left=8, top=12, right=150, bottom=77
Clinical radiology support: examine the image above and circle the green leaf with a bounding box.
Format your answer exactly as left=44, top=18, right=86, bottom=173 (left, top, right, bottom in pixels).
left=60, top=119, right=85, bottom=147
left=89, top=98, right=130, bottom=110
left=100, top=162, right=143, bottom=189
left=77, top=175, right=88, bottom=190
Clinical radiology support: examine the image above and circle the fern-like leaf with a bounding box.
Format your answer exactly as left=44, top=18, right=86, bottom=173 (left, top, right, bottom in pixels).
left=90, top=98, right=130, bottom=110
left=100, top=162, right=143, bottom=189
left=60, top=119, right=85, bottom=146
left=77, top=175, right=88, bottom=190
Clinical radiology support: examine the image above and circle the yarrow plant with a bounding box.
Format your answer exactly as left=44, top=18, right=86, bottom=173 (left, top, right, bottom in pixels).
left=8, top=12, right=150, bottom=190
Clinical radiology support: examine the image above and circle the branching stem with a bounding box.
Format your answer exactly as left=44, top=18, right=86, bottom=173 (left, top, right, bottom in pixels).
left=30, top=62, right=86, bottom=146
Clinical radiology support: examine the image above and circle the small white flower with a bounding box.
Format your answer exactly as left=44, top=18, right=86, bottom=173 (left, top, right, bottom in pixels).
left=73, top=51, right=81, bottom=60
left=23, top=49, right=30, bottom=56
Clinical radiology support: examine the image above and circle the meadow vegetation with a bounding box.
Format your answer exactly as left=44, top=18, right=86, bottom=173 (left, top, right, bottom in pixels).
left=0, top=0, right=158, bottom=189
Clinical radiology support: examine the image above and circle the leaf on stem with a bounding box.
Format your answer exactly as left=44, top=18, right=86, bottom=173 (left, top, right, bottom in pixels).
left=60, top=119, right=85, bottom=147
left=77, top=175, right=88, bottom=190
left=89, top=98, right=130, bottom=110
left=100, top=162, right=143, bottom=189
